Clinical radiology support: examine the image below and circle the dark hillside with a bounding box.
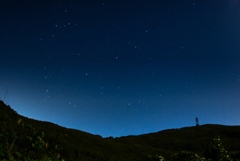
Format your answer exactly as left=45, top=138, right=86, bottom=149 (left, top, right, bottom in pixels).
left=0, top=100, right=156, bottom=160
left=1, top=100, right=240, bottom=161
left=117, top=124, right=240, bottom=159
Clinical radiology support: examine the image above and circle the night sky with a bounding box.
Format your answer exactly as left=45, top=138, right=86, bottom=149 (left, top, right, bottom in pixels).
left=1, top=0, right=240, bottom=137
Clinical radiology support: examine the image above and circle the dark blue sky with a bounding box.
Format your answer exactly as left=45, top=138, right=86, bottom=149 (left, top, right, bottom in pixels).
left=1, top=0, right=240, bottom=137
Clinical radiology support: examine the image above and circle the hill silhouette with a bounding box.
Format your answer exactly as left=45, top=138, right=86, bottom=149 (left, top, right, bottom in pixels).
left=1, top=100, right=240, bottom=161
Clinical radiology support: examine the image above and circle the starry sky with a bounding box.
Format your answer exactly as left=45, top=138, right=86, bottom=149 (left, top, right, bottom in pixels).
left=1, top=0, right=240, bottom=137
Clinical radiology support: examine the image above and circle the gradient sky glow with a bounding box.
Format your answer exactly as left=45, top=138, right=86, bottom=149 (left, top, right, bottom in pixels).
left=1, top=0, right=240, bottom=137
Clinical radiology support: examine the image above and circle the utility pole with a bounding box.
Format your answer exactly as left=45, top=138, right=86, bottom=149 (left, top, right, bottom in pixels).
left=195, top=117, right=199, bottom=126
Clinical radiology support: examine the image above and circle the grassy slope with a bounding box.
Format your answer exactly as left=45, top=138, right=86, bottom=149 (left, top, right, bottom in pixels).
left=1, top=100, right=240, bottom=160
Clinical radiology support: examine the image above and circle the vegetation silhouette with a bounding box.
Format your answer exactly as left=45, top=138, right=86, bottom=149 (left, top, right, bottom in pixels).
left=1, top=100, right=240, bottom=161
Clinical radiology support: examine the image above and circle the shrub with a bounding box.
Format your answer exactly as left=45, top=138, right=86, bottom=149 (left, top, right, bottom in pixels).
left=204, top=136, right=232, bottom=161
left=172, top=150, right=206, bottom=161
left=0, top=118, right=64, bottom=161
